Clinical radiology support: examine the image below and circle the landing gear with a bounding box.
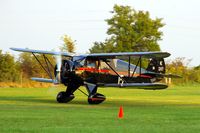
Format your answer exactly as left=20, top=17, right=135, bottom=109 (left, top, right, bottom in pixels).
left=88, top=93, right=106, bottom=104
left=56, top=91, right=75, bottom=103
left=56, top=66, right=83, bottom=103
left=85, top=82, right=106, bottom=104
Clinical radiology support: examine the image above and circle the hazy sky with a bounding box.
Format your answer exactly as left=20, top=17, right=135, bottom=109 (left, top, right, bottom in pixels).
left=0, top=0, right=200, bottom=66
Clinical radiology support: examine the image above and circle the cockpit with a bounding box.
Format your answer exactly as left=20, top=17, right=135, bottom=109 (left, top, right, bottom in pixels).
left=74, top=56, right=147, bottom=77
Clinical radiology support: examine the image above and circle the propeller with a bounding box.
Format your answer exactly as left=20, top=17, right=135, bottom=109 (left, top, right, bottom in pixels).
left=54, top=55, right=62, bottom=84
left=47, top=51, right=63, bottom=97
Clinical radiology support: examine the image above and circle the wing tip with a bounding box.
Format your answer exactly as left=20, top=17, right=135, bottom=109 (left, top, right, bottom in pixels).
left=10, top=47, right=16, bottom=51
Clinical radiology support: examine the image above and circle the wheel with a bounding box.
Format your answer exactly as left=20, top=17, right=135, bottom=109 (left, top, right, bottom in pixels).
left=57, top=91, right=75, bottom=103
left=88, top=93, right=106, bottom=104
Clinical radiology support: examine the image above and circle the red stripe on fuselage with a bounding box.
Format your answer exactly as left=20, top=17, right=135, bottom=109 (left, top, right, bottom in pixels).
left=77, top=67, right=109, bottom=73
left=139, top=74, right=152, bottom=78
left=77, top=67, right=152, bottom=78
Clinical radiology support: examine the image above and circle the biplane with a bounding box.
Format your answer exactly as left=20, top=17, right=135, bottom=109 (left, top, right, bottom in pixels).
left=10, top=47, right=180, bottom=104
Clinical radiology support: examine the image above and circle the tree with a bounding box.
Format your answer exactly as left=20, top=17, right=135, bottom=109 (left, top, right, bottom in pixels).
left=89, top=4, right=164, bottom=53
left=18, top=53, right=55, bottom=80
left=18, top=52, right=39, bottom=79
left=194, top=65, right=200, bottom=70
left=166, top=57, right=192, bottom=84
left=0, top=50, right=20, bottom=82
left=61, top=35, right=76, bottom=53
left=90, top=38, right=115, bottom=53
left=190, top=65, right=200, bottom=83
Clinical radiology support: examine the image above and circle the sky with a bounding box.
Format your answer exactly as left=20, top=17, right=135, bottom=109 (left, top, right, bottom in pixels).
left=0, top=0, right=200, bottom=66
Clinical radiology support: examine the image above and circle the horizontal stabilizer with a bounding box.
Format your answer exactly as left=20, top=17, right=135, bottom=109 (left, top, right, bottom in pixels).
left=99, top=83, right=168, bottom=90
left=31, top=77, right=59, bottom=84
left=162, top=74, right=182, bottom=78
left=145, top=72, right=182, bottom=78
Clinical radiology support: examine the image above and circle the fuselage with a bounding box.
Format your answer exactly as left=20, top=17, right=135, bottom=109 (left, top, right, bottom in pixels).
left=72, top=57, right=164, bottom=84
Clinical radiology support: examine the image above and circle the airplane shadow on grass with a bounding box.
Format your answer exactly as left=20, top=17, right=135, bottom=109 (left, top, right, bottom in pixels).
left=0, top=96, right=56, bottom=104
left=0, top=95, right=174, bottom=107
left=0, top=96, right=91, bottom=106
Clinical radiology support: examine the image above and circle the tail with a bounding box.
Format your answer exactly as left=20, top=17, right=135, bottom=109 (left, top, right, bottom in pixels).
left=146, top=58, right=181, bottom=81
left=147, top=58, right=166, bottom=74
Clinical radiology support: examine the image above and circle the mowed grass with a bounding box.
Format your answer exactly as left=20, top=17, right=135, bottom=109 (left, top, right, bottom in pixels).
left=0, top=85, right=200, bottom=133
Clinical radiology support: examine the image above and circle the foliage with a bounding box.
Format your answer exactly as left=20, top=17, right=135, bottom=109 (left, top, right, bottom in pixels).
left=166, top=57, right=200, bottom=84
left=18, top=52, right=38, bottom=79
left=90, top=38, right=115, bottom=53
left=18, top=52, right=55, bottom=81
left=61, top=35, right=76, bottom=53
left=89, top=4, right=164, bottom=53
left=189, top=65, right=200, bottom=83
left=194, top=65, right=200, bottom=70
left=0, top=50, right=20, bottom=82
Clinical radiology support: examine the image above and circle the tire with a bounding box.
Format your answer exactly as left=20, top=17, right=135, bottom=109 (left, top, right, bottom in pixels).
left=57, top=91, right=75, bottom=103
left=88, top=93, right=106, bottom=104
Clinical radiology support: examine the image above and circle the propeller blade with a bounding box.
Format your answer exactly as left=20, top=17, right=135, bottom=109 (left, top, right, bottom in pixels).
left=54, top=55, right=62, bottom=84
left=56, top=55, right=62, bottom=72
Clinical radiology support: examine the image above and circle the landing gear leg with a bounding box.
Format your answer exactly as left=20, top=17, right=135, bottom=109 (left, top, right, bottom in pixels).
left=57, top=72, right=83, bottom=103
left=57, top=82, right=81, bottom=103
left=85, top=83, right=106, bottom=104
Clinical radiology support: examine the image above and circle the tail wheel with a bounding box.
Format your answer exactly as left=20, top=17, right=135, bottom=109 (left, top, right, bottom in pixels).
left=57, top=91, right=75, bottom=103
left=88, top=93, right=106, bottom=104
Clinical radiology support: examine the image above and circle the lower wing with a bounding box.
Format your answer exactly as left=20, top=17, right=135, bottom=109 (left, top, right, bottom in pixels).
left=31, top=77, right=59, bottom=84
left=31, top=77, right=168, bottom=90
left=98, top=83, right=168, bottom=90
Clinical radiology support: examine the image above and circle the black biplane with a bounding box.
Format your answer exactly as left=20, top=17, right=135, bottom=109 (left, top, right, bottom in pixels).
left=10, top=47, right=179, bottom=104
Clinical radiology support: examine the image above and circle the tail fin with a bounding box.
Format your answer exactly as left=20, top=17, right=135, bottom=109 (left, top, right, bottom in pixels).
left=146, top=58, right=181, bottom=80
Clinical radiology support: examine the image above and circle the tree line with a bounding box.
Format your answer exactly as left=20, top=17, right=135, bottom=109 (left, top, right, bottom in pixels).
left=166, top=58, right=200, bottom=85
left=0, top=50, right=54, bottom=87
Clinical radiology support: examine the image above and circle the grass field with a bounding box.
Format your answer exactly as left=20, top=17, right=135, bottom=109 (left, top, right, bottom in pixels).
left=0, top=85, right=200, bottom=133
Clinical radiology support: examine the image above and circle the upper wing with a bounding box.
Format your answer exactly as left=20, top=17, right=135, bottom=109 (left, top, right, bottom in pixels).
left=10, top=48, right=170, bottom=59
left=10, top=47, right=73, bottom=57
left=86, top=52, right=170, bottom=59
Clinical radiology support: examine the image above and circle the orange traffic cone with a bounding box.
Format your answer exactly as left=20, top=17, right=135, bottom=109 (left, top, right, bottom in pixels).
left=118, top=106, right=124, bottom=118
